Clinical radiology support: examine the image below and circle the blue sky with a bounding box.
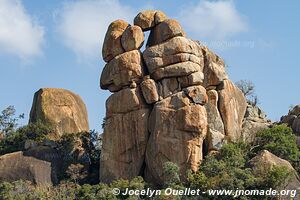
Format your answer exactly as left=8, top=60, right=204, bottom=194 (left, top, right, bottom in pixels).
left=0, top=0, right=299, bottom=132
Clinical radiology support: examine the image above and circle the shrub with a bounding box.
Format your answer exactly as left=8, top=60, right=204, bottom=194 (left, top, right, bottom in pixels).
left=0, top=120, right=52, bottom=155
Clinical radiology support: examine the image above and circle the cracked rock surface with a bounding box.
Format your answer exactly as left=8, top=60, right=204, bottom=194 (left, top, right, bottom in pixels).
left=99, top=10, right=248, bottom=186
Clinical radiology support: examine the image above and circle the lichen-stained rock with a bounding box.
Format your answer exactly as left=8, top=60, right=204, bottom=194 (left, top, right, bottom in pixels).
left=100, top=108, right=150, bottom=183
left=100, top=50, right=145, bottom=92
left=102, top=20, right=129, bottom=62
left=134, top=10, right=167, bottom=31
left=145, top=91, right=207, bottom=186
left=177, top=71, right=204, bottom=88
left=0, top=151, right=54, bottom=186
left=121, top=25, right=144, bottom=51
left=205, top=90, right=225, bottom=151
left=250, top=150, right=300, bottom=197
left=152, top=61, right=202, bottom=81
left=140, top=77, right=159, bottom=104
left=218, top=80, right=247, bottom=142
left=143, top=37, right=203, bottom=74
left=106, top=87, right=148, bottom=117
left=29, top=88, right=89, bottom=139
left=146, top=19, right=186, bottom=47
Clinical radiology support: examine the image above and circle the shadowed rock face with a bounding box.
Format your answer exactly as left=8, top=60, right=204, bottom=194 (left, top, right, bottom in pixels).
left=0, top=151, right=53, bottom=186
left=29, top=88, right=89, bottom=139
left=99, top=10, right=247, bottom=185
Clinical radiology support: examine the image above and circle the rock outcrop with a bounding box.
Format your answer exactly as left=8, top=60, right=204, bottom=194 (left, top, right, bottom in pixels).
left=0, top=151, right=53, bottom=186
left=99, top=10, right=247, bottom=185
left=29, top=88, right=89, bottom=139
left=242, top=104, right=272, bottom=143
left=250, top=150, right=300, bottom=198
left=280, top=105, right=300, bottom=135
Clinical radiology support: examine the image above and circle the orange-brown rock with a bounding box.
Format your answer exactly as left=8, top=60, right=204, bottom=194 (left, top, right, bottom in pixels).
left=145, top=91, right=207, bottom=186
left=203, top=62, right=228, bottom=87
left=134, top=10, right=167, bottom=31
left=0, top=151, right=53, bottom=186
left=143, top=37, right=203, bottom=74
left=100, top=50, right=145, bottom=92
left=102, top=20, right=129, bottom=62
left=183, top=85, right=207, bottom=105
left=152, top=61, right=202, bottom=81
left=29, top=88, right=89, bottom=139
left=147, top=19, right=186, bottom=47
left=100, top=108, right=150, bottom=183
left=177, top=71, right=204, bottom=88
left=218, top=80, right=247, bottom=142
left=106, top=87, right=147, bottom=117
left=121, top=25, right=144, bottom=51
left=140, top=77, right=159, bottom=104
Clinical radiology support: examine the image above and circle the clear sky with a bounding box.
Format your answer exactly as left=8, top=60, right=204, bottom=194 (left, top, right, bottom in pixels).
left=0, top=0, right=299, bottom=132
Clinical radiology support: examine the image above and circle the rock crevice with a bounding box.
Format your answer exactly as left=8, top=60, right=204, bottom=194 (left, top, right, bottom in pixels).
left=99, top=10, right=247, bottom=185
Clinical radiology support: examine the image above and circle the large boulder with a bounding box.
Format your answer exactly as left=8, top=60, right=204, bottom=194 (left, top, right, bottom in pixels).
left=218, top=80, right=247, bottom=142
left=134, top=10, right=167, bottom=31
left=143, top=37, right=203, bottom=74
left=250, top=150, right=300, bottom=198
left=140, top=76, right=159, bottom=104
left=105, top=87, right=148, bottom=116
left=100, top=50, right=145, bottom=92
left=0, top=151, right=54, bottom=186
left=102, top=20, right=129, bottom=62
left=145, top=90, right=207, bottom=185
left=121, top=25, right=144, bottom=52
left=29, top=88, right=89, bottom=139
left=146, top=19, right=186, bottom=47
left=100, top=108, right=150, bottom=183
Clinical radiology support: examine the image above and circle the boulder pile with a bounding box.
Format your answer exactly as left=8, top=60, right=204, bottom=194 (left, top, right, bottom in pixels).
left=99, top=10, right=247, bottom=186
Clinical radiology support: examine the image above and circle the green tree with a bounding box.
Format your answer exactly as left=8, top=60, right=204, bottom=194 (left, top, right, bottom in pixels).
left=254, top=125, right=300, bottom=172
left=0, top=106, right=24, bottom=136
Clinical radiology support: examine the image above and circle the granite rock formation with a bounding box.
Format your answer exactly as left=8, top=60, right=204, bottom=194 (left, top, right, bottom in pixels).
left=242, top=104, right=272, bottom=143
left=250, top=150, right=300, bottom=197
left=29, top=88, right=89, bottom=139
left=280, top=105, right=300, bottom=135
left=99, top=10, right=247, bottom=185
left=0, top=151, right=54, bottom=186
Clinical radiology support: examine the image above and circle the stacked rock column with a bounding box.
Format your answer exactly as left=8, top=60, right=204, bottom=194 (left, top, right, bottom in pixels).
left=99, top=10, right=248, bottom=185
left=99, top=20, right=150, bottom=183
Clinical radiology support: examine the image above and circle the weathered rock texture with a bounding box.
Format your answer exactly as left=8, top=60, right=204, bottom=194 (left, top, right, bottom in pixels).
left=250, top=150, right=300, bottom=198
left=99, top=10, right=247, bottom=185
left=29, top=88, right=89, bottom=139
left=242, top=104, right=272, bottom=143
left=0, top=151, right=53, bottom=186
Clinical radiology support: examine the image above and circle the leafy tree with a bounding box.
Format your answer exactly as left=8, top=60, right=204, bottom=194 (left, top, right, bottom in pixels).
left=0, top=120, right=52, bottom=155
left=162, top=162, right=181, bottom=187
left=0, top=106, right=24, bottom=136
left=254, top=125, right=300, bottom=172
